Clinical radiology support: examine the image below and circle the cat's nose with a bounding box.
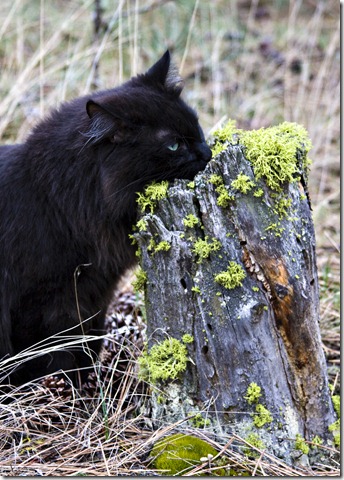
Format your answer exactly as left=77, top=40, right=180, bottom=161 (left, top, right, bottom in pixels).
left=197, top=142, right=212, bottom=162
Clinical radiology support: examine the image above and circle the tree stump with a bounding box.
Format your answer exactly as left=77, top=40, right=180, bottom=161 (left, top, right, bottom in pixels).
left=133, top=122, right=336, bottom=464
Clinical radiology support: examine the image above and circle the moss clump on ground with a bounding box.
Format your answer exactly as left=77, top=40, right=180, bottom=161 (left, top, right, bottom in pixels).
left=136, top=180, right=169, bottom=213
left=244, top=382, right=262, bottom=404
left=214, top=261, right=246, bottom=289
left=138, top=337, right=189, bottom=384
left=150, top=433, right=224, bottom=476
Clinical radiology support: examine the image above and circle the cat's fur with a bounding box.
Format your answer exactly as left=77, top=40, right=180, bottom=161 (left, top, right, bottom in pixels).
left=0, top=51, right=212, bottom=386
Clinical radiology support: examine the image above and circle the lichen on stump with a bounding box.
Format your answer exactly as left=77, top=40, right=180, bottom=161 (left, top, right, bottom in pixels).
left=132, top=122, right=337, bottom=465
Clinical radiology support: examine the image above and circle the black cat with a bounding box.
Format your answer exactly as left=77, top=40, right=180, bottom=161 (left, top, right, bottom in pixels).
left=0, top=51, right=212, bottom=386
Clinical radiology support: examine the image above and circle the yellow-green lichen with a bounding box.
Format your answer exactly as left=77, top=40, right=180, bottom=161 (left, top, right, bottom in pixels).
left=294, top=434, right=310, bottom=455
left=273, top=196, right=292, bottom=218
left=154, top=240, right=171, bottom=253
left=138, top=337, right=189, bottom=384
left=208, top=174, right=234, bottom=207
left=253, top=404, right=273, bottom=428
left=311, top=435, right=323, bottom=449
left=132, top=267, right=147, bottom=291
left=240, top=122, right=312, bottom=192
left=253, top=188, right=264, bottom=197
left=243, top=433, right=266, bottom=458
left=244, top=382, right=262, bottom=404
left=231, top=173, right=255, bottom=194
left=211, top=120, right=312, bottom=193
left=136, top=180, right=169, bottom=213
left=211, top=119, right=238, bottom=156
left=214, top=261, right=246, bottom=289
left=136, top=218, right=148, bottom=231
left=182, top=334, right=194, bottom=344
left=265, top=222, right=285, bottom=237
left=191, top=286, right=201, bottom=294
left=147, top=239, right=171, bottom=255
left=328, top=394, right=340, bottom=447
left=190, top=412, right=211, bottom=428
left=192, top=237, right=222, bottom=263
left=332, top=394, right=340, bottom=417
left=208, top=174, right=224, bottom=186
left=183, top=214, right=200, bottom=228
left=216, top=184, right=234, bottom=207
left=150, top=433, right=223, bottom=476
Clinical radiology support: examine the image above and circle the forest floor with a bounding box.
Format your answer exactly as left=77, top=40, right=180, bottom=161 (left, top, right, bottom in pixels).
left=0, top=0, right=339, bottom=476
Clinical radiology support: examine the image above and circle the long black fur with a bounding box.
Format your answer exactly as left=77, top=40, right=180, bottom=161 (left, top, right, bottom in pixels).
left=0, top=51, right=211, bottom=386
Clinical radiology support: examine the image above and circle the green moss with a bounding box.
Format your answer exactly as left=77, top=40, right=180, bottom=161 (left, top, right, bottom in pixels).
left=192, top=286, right=201, bottom=294
left=138, top=337, right=189, bottom=384
left=208, top=174, right=224, bottom=186
left=211, top=119, right=238, bottom=156
left=147, top=239, right=171, bottom=255
left=192, top=237, right=222, bottom=263
left=253, top=404, right=273, bottom=428
left=136, top=180, right=169, bottom=213
left=311, top=435, right=323, bottom=449
left=214, top=261, right=246, bottom=289
left=231, top=173, right=255, bottom=194
left=244, top=433, right=265, bottom=458
left=190, top=413, right=211, bottom=428
left=208, top=173, right=234, bottom=207
left=183, top=214, right=200, bottom=228
left=187, top=181, right=195, bottom=189
left=253, top=188, right=264, bottom=197
left=244, top=382, right=262, bottom=404
left=294, top=434, right=310, bottom=455
left=216, top=184, right=234, bottom=207
left=329, top=419, right=340, bottom=447
left=150, top=433, right=223, bottom=476
left=132, top=268, right=147, bottom=291
left=265, top=222, right=285, bottom=237
left=273, top=196, right=292, bottom=218
left=154, top=240, right=171, bottom=253
left=332, top=394, right=340, bottom=418
left=136, top=218, right=148, bottom=231
left=240, top=122, right=312, bottom=192
left=182, top=334, right=194, bottom=344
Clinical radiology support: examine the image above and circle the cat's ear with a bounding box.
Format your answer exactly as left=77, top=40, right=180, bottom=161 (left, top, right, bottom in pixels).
left=86, top=100, right=127, bottom=144
left=145, top=50, right=184, bottom=96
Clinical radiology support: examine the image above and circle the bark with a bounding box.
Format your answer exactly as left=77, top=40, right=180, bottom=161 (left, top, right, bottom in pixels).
left=134, top=143, right=335, bottom=464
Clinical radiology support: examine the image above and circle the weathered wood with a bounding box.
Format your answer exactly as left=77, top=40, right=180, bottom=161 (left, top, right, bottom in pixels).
left=134, top=137, right=336, bottom=463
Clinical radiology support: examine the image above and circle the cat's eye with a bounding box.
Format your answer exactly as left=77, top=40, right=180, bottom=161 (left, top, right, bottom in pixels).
left=167, top=142, right=179, bottom=151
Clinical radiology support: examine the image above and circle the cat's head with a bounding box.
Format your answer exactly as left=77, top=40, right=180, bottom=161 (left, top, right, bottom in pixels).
left=83, top=51, right=212, bottom=193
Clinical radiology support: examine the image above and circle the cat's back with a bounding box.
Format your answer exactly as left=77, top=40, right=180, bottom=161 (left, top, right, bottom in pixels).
left=0, top=144, right=24, bottom=170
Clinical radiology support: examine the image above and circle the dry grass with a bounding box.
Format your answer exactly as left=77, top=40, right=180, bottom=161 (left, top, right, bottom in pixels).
left=0, top=0, right=340, bottom=476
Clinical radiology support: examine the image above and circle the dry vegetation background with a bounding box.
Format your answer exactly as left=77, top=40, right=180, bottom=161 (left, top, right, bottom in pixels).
left=0, top=0, right=340, bottom=476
